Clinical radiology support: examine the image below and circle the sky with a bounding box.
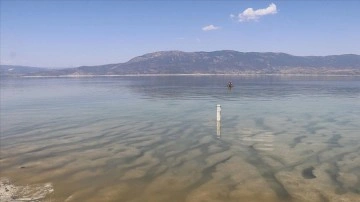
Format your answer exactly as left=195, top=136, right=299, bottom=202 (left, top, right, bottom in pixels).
left=1, top=0, right=360, bottom=68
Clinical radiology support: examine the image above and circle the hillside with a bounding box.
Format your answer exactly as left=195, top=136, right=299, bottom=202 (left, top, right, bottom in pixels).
left=2, top=51, right=360, bottom=76
left=0, top=65, right=49, bottom=77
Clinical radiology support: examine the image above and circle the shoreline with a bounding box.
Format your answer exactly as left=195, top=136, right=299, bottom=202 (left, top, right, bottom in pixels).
left=0, top=178, right=53, bottom=202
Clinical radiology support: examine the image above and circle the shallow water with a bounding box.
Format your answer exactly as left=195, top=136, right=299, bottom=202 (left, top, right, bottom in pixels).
left=1, top=75, right=360, bottom=202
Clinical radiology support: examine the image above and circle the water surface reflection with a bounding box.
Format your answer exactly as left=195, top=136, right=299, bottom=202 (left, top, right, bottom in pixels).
left=0, top=76, right=359, bottom=202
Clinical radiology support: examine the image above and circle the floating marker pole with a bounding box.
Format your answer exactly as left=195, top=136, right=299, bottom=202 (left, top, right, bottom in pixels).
left=217, top=120, right=221, bottom=138
left=216, top=104, right=221, bottom=138
left=216, top=104, right=221, bottom=121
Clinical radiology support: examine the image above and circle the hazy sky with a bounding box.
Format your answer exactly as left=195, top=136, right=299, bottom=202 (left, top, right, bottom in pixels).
left=1, top=0, right=359, bottom=67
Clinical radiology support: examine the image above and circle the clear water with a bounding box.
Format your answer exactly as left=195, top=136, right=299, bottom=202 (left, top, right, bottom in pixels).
left=1, top=75, right=360, bottom=202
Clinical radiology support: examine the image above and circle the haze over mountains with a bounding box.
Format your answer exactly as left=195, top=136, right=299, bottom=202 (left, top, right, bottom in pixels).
left=1, top=51, right=360, bottom=77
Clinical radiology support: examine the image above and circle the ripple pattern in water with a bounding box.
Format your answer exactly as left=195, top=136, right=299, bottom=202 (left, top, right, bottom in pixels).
left=1, top=76, right=360, bottom=202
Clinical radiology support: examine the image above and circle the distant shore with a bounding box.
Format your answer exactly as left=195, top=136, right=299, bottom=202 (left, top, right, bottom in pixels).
left=20, top=73, right=360, bottom=78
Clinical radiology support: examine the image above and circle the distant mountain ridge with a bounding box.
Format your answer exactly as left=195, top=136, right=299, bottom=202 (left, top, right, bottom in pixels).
left=2, top=51, right=360, bottom=76
left=0, top=65, right=50, bottom=77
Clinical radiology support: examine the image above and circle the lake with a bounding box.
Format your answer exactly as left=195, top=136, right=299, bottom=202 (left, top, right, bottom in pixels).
left=1, top=75, right=360, bottom=202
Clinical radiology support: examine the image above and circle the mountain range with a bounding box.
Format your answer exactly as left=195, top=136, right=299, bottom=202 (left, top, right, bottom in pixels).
left=1, top=51, right=360, bottom=77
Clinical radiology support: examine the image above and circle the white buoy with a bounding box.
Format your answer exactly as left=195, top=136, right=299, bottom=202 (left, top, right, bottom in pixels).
left=216, top=104, right=221, bottom=121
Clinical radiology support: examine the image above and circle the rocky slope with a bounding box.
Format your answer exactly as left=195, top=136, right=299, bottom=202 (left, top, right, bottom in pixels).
left=2, top=51, right=360, bottom=76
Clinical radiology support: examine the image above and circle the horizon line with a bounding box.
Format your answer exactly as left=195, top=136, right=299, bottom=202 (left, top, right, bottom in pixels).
left=1, top=50, right=359, bottom=69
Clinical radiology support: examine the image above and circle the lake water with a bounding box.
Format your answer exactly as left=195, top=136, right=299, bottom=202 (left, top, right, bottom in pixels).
left=1, top=75, right=360, bottom=202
